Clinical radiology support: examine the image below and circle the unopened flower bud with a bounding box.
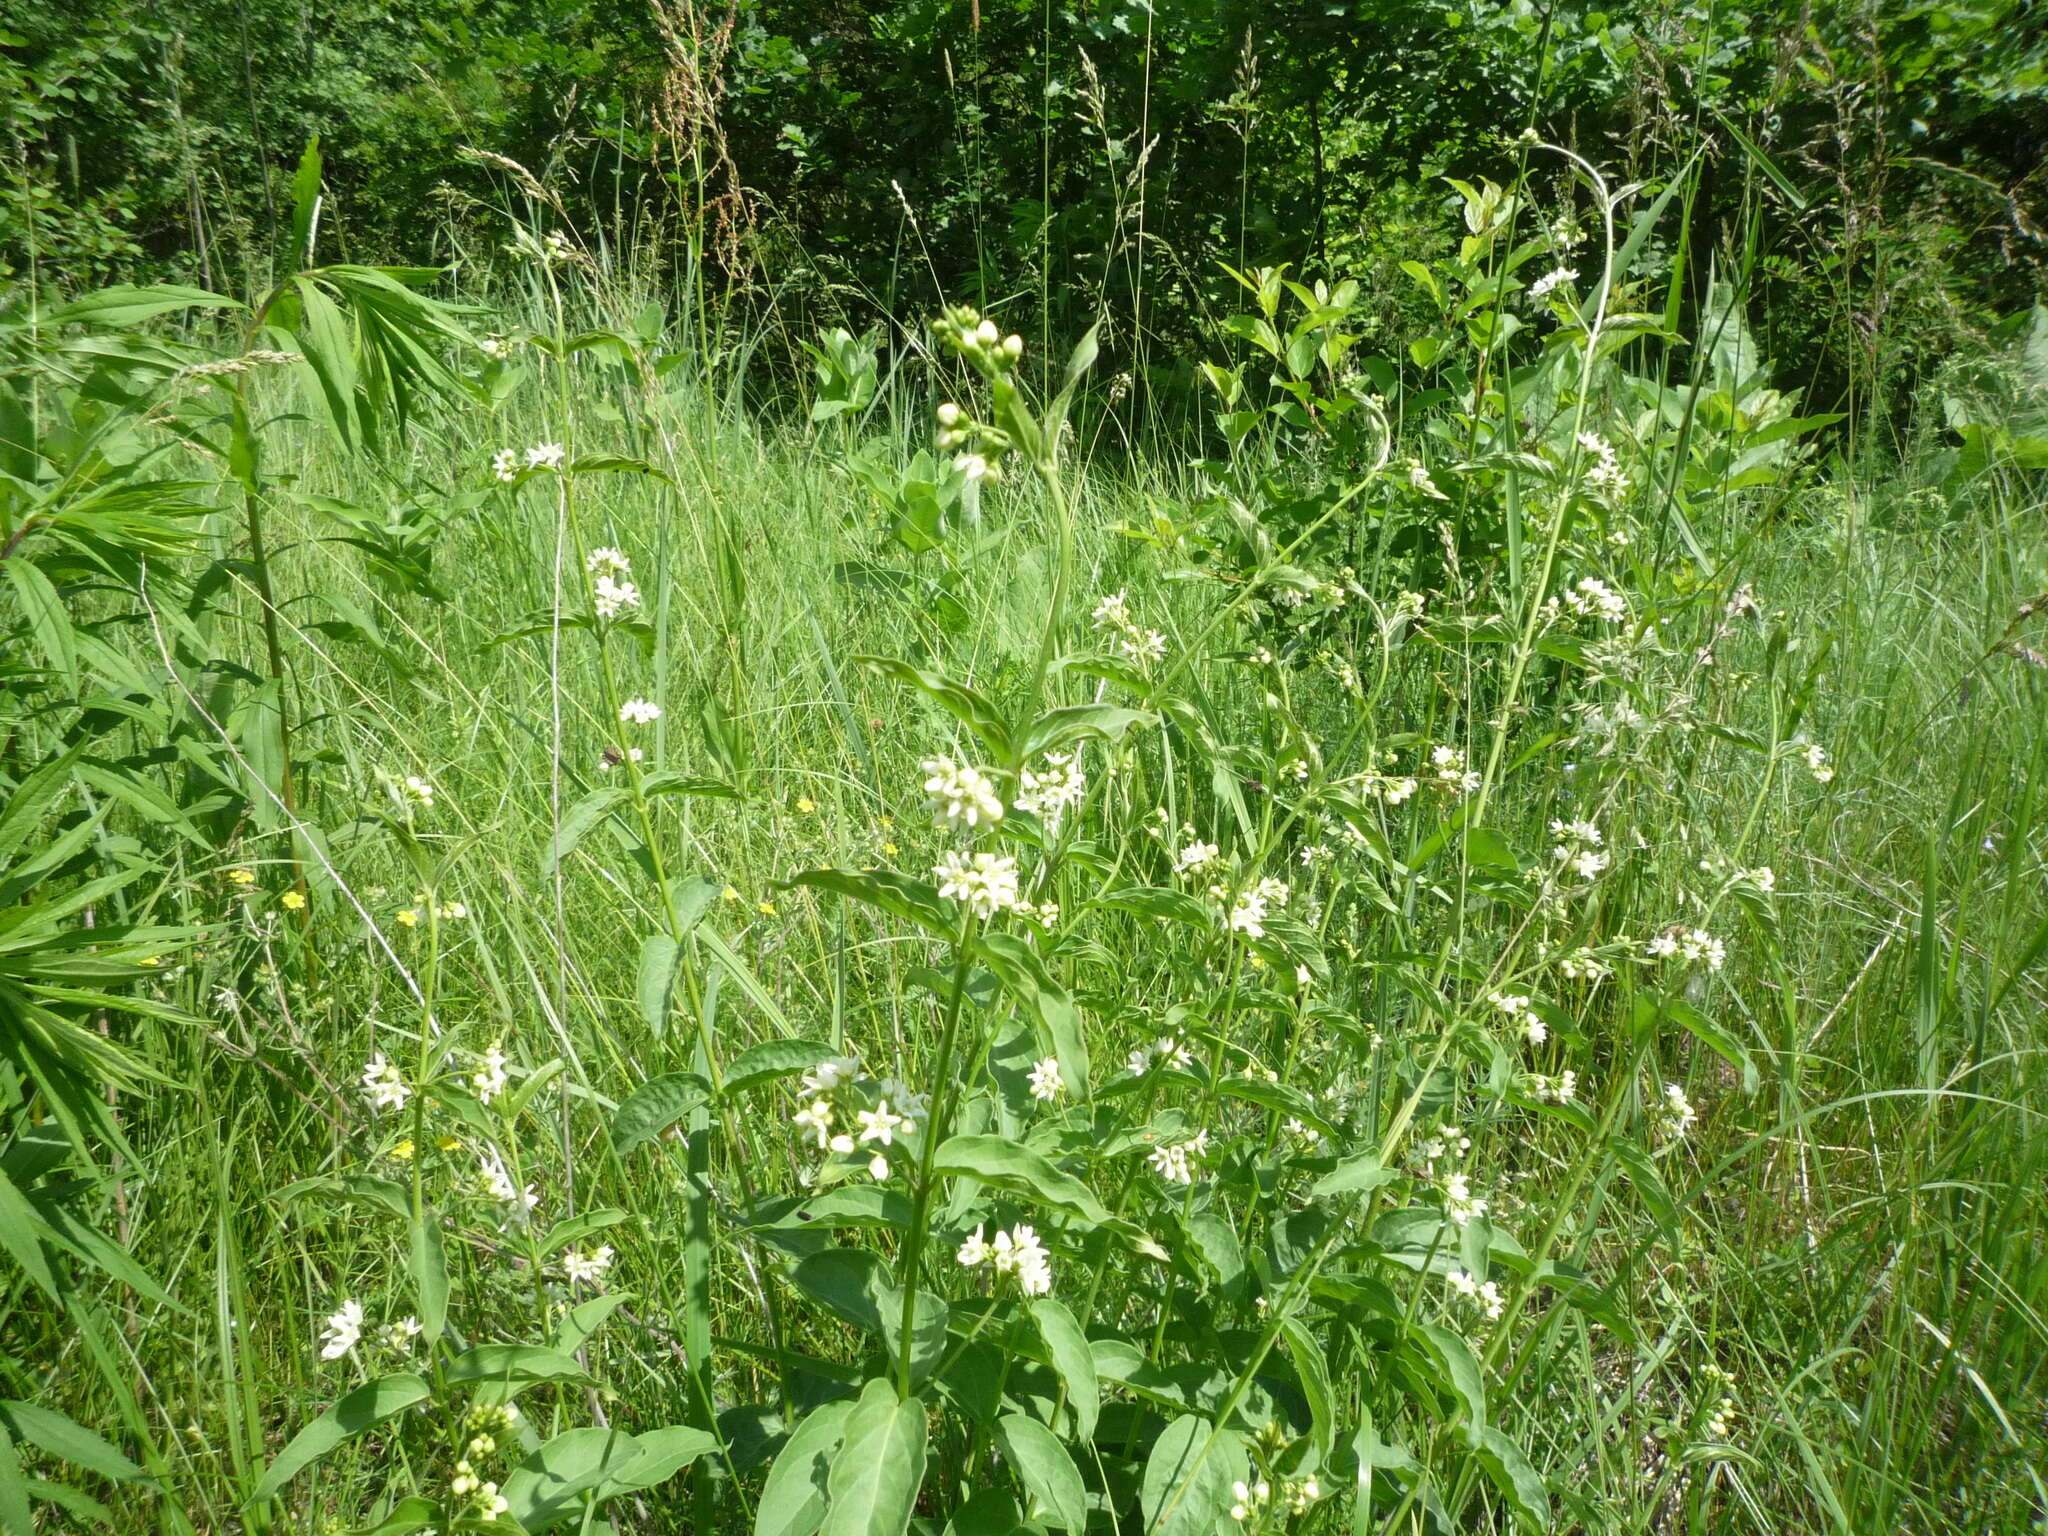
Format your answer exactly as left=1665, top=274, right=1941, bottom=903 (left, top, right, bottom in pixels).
left=975, top=319, right=1000, bottom=348
left=936, top=401, right=964, bottom=427
left=1002, top=334, right=1024, bottom=360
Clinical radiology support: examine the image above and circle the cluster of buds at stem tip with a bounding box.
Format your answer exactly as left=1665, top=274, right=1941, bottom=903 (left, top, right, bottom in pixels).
left=932, top=305, right=1025, bottom=379
left=932, top=398, right=1012, bottom=483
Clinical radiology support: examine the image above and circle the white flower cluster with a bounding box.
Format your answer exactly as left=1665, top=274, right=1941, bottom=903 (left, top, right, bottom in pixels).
left=1490, top=990, right=1546, bottom=1045
left=1173, top=837, right=1220, bottom=875
left=1447, top=1267, right=1506, bottom=1321
left=361, top=1052, right=411, bottom=1113
left=1407, top=458, right=1449, bottom=500
left=1430, top=745, right=1481, bottom=797
left=1091, top=590, right=1167, bottom=665
left=1126, top=1036, right=1195, bottom=1076
left=477, top=1149, right=539, bottom=1221
left=1228, top=1476, right=1323, bottom=1522
left=316, top=1299, right=421, bottom=1363
left=921, top=755, right=1005, bottom=830
left=1646, top=927, right=1727, bottom=971
left=1015, top=751, right=1086, bottom=829
left=1221, top=877, right=1289, bottom=938
left=1147, top=1130, right=1208, bottom=1185
left=1550, top=817, right=1610, bottom=880
left=1528, top=264, right=1577, bottom=300
left=471, top=1041, right=510, bottom=1104
left=1575, top=431, right=1629, bottom=497
left=1803, top=742, right=1835, bottom=784
left=585, top=546, right=641, bottom=620
left=1700, top=854, right=1775, bottom=893
left=492, top=442, right=566, bottom=482
left=1546, top=575, right=1628, bottom=624
left=561, top=1245, right=615, bottom=1288
left=1441, top=1170, right=1488, bottom=1226
left=1655, top=1081, right=1698, bottom=1141
left=957, top=1222, right=1052, bottom=1295
left=1027, top=1056, right=1066, bottom=1102
left=619, top=698, right=662, bottom=725
left=1530, top=1069, right=1578, bottom=1104
left=790, top=1055, right=927, bottom=1181
left=935, top=849, right=1022, bottom=919
left=401, top=774, right=437, bottom=810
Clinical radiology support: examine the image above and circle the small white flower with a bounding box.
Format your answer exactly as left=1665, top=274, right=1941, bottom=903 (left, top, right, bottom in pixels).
left=957, top=1224, right=992, bottom=1267
left=379, top=1315, right=422, bottom=1351
left=525, top=443, right=566, bottom=471
left=472, top=1042, right=510, bottom=1104
left=361, top=1053, right=411, bottom=1113
left=855, top=1101, right=906, bottom=1147
left=619, top=698, right=662, bottom=725
left=1091, top=591, right=1132, bottom=632
left=1028, top=1056, right=1066, bottom=1102
left=592, top=574, right=641, bottom=618
left=800, top=1056, right=861, bottom=1095
left=402, top=775, right=437, bottom=809
left=1441, top=1171, right=1487, bottom=1227
left=477, top=1151, right=539, bottom=1219
left=492, top=448, right=522, bottom=482
left=585, top=547, right=630, bottom=576
left=1174, top=839, right=1220, bottom=874
left=1015, top=752, right=1087, bottom=827
left=920, top=756, right=1005, bottom=830
left=1148, top=1142, right=1194, bottom=1184
left=792, top=1099, right=835, bottom=1148
left=1528, top=264, right=1577, bottom=299
left=953, top=452, right=990, bottom=482
left=1803, top=743, right=1835, bottom=784
left=561, top=1245, right=615, bottom=1288
left=1656, top=1082, right=1698, bottom=1140
left=934, top=850, right=1022, bottom=918
left=318, top=1299, right=364, bottom=1361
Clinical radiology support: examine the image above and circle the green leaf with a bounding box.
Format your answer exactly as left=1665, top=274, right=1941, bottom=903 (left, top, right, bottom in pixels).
left=500, top=1424, right=717, bottom=1532
left=1474, top=1425, right=1550, bottom=1531
left=974, top=934, right=1089, bottom=1099
left=612, top=1073, right=712, bottom=1155
left=248, top=1374, right=431, bottom=1505
left=288, top=135, right=324, bottom=267
left=1016, top=703, right=1152, bottom=762
left=1029, top=1296, right=1099, bottom=1442
left=756, top=1399, right=856, bottom=1536
left=790, top=1249, right=947, bottom=1381
left=855, top=656, right=1012, bottom=759
left=1413, top=1323, right=1485, bottom=1446
left=408, top=1212, right=448, bottom=1345
left=0, top=1401, right=146, bottom=1484
left=542, top=1209, right=630, bottom=1257
left=1311, top=1151, right=1395, bottom=1199
left=1278, top=1316, right=1335, bottom=1464
left=821, top=1378, right=926, bottom=1536
left=0, top=1424, right=32, bottom=1536
left=1091, top=887, right=1215, bottom=928
left=544, top=787, right=628, bottom=877
left=0, top=1165, right=59, bottom=1298
left=996, top=1413, right=1086, bottom=1530
left=444, top=1345, right=593, bottom=1387
left=554, top=1291, right=633, bottom=1354
left=5, top=561, right=77, bottom=691
left=1139, top=1415, right=1248, bottom=1536
left=933, top=1134, right=1109, bottom=1225
left=789, top=868, right=956, bottom=941
left=724, top=1039, right=837, bottom=1097
left=44, top=284, right=245, bottom=327
left=637, top=933, right=680, bottom=1036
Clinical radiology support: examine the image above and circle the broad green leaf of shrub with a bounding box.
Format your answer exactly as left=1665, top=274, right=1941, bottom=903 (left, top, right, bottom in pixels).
left=1140, top=1415, right=1248, bottom=1536
left=996, top=1413, right=1087, bottom=1530
left=612, top=1073, right=713, bottom=1155
left=821, top=1378, right=927, bottom=1536
left=757, top=1399, right=856, bottom=1536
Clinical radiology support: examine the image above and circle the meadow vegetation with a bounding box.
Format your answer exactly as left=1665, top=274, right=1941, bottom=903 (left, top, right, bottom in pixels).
left=3, top=14, right=2048, bottom=1536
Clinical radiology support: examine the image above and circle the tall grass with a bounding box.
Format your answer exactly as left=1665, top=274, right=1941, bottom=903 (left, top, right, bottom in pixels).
left=3, top=155, right=2045, bottom=1536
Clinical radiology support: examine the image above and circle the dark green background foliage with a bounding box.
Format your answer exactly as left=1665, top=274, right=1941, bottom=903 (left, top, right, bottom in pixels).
left=3, top=0, right=2044, bottom=416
